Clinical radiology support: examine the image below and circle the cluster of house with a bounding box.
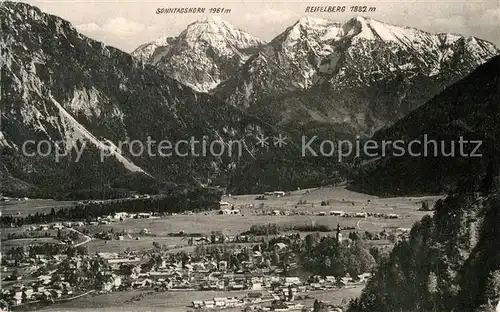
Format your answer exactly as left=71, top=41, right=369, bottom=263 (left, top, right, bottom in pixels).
left=190, top=273, right=371, bottom=310
left=253, top=209, right=401, bottom=220
left=263, top=191, right=287, bottom=197
left=75, top=194, right=150, bottom=206
left=192, top=297, right=245, bottom=309
left=1, top=236, right=372, bottom=310
left=219, top=209, right=241, bottom=215
left=26, top=222, right=86, bottom=231
left=1, top=279, right=74, bottom=306
left=24, top=212, right=160, bottom=230
left=0, top=196, right=28, bottom=203
left=191, top=295, right=304, bottom=310
left=95, top=253, right=296, bottom=292
left=1, top=256, right=75, bottom=307
left=94, top=251, right=371, bottom=294
left=91, top=212, right=160, bottom=225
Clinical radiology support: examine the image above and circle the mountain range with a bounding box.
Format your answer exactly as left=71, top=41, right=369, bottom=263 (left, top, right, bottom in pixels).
left=1, top=1, right=499, bottom=197
left=0, top=2, right=276, bottom=197
left=136, top=16, right=498, bottom=136
left=3, top=3, right=500, bottom=310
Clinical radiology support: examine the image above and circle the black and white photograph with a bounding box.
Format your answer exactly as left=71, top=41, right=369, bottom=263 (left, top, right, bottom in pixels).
left=0, top=0, right=499, bottom=311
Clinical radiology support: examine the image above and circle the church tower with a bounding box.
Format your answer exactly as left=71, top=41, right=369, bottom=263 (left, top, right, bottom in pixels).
left=336, top=223, right=342, bottom=242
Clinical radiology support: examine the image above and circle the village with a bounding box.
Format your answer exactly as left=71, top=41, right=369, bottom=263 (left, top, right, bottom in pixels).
left=1, top=221, right=373, bottom=310
left=0, top=186, right=440, bottom=311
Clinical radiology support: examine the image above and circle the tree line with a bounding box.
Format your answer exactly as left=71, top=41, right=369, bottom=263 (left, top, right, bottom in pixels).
left=0, top=186, right=222, bottom=227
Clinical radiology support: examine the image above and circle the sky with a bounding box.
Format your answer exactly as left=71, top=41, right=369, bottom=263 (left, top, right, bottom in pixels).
left=17, top=0, right=500, bottom=53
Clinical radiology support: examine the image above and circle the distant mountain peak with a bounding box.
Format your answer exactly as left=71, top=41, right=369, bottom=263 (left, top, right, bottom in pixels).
left=274, top=16, right=342, bottom=47
left=296, top=16, right=335, bottom=26
left=132, top=16, right=265, bottom=92
left=180, top=17, right=264, bottom=50
left=1, top=1, right=274, bottom=195
left=215, top=14, right=498, bottom=133
left=196, top=15, right=226, bottom=24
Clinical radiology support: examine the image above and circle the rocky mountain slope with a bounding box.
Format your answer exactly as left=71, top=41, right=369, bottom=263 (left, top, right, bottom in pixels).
left=131, top=16, right=264, bottom=92
left=350, top=55, right=500, bottom=196
left=215, top=16, right=498, bottom=135
left=0, top=2, right=273, bottom=197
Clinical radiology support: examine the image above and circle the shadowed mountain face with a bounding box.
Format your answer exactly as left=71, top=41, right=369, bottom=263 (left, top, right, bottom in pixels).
left=0, top=2, right=348, bottom=197
left=349, top=188, right=500, bottom=312
left=350, top=55, right=500, bottom=196
left=132, top=15, right=498, bottom=137
left=0, top=2, right=273, bottom=197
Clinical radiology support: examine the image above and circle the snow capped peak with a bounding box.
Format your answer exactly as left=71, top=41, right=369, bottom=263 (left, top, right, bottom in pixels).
left=291, top=16, right=342, bottom=31
left=131, top=35, right=175, bottom=63
left=180, top=17, right=264, bottom=49
left=277, top=16, right=342, bottom=44
left=341, top=16, right=376, bottom=40
left=132, top=15, right=265, bottom=92
left=197, top=15, right=225, bottom=24
left=296, top=16, right=333, bottom=27
left=150, top=35, right=172, bottom=46
left=340, top=16, right=438, bottom=45
left=349, top=16, right=370, bottom=23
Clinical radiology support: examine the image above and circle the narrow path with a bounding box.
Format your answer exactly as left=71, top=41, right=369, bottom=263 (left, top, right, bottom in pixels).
left=54, top=290, right=95, bottom=302
left=68, top=228, right=92, bottom=247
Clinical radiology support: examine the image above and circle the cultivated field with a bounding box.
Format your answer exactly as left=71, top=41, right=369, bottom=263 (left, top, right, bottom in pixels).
left=1, top=199, right=75, bottom=217
left=74, top=186, right=441, bottom=237
left=2, top=237, right=59, bottom=250
left=1, top=186, right=442, bottom=252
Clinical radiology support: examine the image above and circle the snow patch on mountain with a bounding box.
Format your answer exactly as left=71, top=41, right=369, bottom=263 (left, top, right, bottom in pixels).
left=181, top=16, right=263, bottom=52
left=66, top=87, right=102, bottom=118
left=132, top=36, right=173, bottom=63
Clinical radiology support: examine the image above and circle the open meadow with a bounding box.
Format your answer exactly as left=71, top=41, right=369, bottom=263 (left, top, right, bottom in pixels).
left=1, top=186, right=442, bottom=253
left=76, top=186, right=441, bottom=237
left=1, top=199, right=75, bottom=217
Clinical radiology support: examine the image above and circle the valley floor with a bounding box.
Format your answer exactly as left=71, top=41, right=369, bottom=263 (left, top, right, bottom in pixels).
left=2, top=186, right=443, bottom=311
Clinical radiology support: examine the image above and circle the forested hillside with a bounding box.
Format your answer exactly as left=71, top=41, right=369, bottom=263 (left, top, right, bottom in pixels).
left=348, top=179, right=500, bottom=312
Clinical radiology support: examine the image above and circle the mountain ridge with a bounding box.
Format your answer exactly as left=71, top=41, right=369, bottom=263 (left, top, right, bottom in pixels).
left=212, top=15, right=498, bottom=136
